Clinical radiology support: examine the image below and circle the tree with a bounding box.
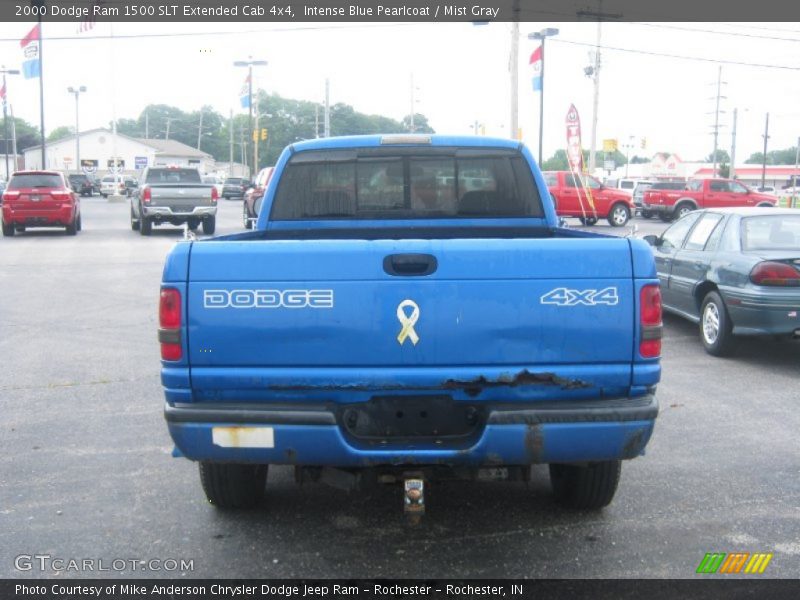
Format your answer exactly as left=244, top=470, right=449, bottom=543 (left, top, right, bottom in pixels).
left=630, top=155, right=650, bottom=164
left=541, top=149, right=569, bottom=171
left=718, top=164, right=730, bottom=178
left=706, top=149, right=730, bottom=164
left=6, top=117, right=40, bottom=153
left=745, top=146, right=798, bottom=165
left=402, top=113, right=435, bottom=133
left=47, top=126, right=74, bottom=142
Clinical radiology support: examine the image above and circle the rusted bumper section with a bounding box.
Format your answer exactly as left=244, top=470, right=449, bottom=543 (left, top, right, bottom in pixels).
left=165, top=393, right=657, bottom=466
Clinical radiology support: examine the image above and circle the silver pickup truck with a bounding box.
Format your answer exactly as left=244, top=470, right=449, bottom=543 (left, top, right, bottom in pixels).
left=130, top=167, right=218, bottom=235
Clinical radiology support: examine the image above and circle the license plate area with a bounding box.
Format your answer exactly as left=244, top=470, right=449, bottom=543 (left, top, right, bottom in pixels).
left=337, top=395, right=485, bottom=446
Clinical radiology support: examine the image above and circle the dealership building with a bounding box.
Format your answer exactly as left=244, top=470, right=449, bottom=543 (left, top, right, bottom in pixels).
left=22, top=128, right=216, bottom=176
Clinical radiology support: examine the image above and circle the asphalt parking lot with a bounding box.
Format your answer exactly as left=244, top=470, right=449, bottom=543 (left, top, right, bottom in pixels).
left=1, top=199, right=798, bottom=579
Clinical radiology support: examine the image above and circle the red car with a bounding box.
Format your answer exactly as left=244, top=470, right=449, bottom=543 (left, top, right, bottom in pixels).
left=1, top=170, right=81, bottom=236
left=543, top=171, right=633, bottom=227
left=242, top=166, right=274, bottom=229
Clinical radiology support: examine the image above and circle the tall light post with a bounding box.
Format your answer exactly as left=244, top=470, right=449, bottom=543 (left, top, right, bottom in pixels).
left=233, top=56, right=267, bottom=177
left=67, top=85, right=86, bottom=173
left=528, top=28, right=558, bottom=165
left=1, top=66, right=20, bottom=179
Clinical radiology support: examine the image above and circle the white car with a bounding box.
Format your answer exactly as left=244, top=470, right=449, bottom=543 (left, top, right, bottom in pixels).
left=99, top=175, right=125, bottom=197
left=202, top=175, right=224, bottom=197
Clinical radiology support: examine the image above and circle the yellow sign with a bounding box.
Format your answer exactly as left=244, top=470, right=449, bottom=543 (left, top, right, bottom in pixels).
left=603, top=139, right=618, bottom=152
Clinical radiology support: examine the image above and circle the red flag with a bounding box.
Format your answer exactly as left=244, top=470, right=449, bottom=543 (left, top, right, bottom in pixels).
left=529, top=46, right=542, bottom=64
left=565, top=104, right=583, bottom=172
left=20, top=24, right=40, bottom=48
left=0, top=83, right=6, bottom=101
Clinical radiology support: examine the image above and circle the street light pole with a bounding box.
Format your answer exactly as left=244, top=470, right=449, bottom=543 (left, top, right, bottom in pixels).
left=1, top=66, right=21, bottom=179
left=67, top=85, right=86, bottom=172
left=233, top=56, right=267, bottom=178
left=528, top=28, right=559, bottom=165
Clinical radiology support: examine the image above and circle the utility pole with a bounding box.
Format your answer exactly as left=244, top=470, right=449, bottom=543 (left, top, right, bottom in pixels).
left=761, top=112, right=770, bottom=188
left=710, top=66, right=727, bottom=177
left=67, top=85, right=87, bottom=173
left=794, top=136, right=799, bottom=190
left=324, top=78, right=330, bottom=138
left=233, top=56, right=267, bottom=177
left=315, top=104, right=320, bottom=138
left=1, top=66, right=21, bottom=179
left=254, top=110, right=260, bottom=173
left=228, top=109, right=233, bottom=176
left=196, top=109, right=204, bottom=150
left=510, top=21, right=519, bottom=139
left=164, top=117, right=174, bottom=140
left=730, top=107, right=738, bottom=179
left=409, top=73, right=415, bottom=132
left=577, top=0, right=621, bottom=173
left=528, top=28, right=559, bottom=164
left=10, top=103, right=17, bottom=170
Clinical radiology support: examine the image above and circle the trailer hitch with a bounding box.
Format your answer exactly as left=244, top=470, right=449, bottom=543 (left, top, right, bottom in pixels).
left=403, top=473, right=425, bottom=525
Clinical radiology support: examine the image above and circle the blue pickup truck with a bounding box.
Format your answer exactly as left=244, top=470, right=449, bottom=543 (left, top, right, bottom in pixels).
left=160, top=135, right=661, bottom=515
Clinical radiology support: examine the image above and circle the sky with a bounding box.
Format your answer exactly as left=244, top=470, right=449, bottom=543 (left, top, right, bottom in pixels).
left=1, top=20, right=799, bottom=165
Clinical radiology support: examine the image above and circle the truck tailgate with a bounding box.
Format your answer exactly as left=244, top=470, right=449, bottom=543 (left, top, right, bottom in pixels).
left=185, top=237, right=636, bottom=398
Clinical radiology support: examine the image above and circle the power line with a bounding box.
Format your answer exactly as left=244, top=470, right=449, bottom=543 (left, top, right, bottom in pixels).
left=551, top=38, right=800, bottom=71
left=627, top=22, right=800, bottom=43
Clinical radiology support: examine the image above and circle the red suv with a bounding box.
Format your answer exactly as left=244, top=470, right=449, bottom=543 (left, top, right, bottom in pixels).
left=1, top=171, right=81, bottom=236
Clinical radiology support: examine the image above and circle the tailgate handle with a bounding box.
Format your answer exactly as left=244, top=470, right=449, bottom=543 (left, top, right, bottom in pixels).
left=383, top=254, right=438, bottom=277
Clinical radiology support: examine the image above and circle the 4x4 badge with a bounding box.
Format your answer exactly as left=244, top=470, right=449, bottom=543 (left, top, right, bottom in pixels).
left=396, top=300, right=420, bottom=346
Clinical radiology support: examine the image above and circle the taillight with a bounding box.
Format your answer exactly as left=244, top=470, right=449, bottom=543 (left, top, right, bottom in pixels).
left=51, top=190, right=72, bottom=201
left=142, top=187, right=152, bottom=204
left=210, top=186, right=218, bottom=204
left=2, top=190, right=20, bottom=201
left=640, top=284, right=662, bottom=358
left=750, top=262, right=800, bottom=287
left=158, top=287, right=182, bottom=361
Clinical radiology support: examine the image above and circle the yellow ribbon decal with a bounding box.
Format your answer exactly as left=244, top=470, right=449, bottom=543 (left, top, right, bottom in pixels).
left=396, top=299, right=420, bottom=346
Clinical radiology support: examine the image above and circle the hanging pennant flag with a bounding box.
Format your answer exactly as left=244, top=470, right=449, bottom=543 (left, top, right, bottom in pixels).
left=239, top=74, right=251, bottom=109
left=529, top=45, right=543, bottom=92
left=20, top=24, right=41, bottom=79
left=0, top=82, right=6, bottom=108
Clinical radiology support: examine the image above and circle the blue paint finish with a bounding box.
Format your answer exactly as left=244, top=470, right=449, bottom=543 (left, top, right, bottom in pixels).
left=167, top=420, right=655, bottom=465
left=160, top=135, right=662, bottom=472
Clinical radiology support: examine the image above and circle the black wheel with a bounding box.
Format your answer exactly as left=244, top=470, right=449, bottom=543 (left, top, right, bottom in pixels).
left=202, top=216, right=216, bottom=235
left=101, top=193, right=107, bottom=198
left=199, top=462, right=267, bottom=509
left=223, top=195, right=229, bottom=200
left=140, top=215, right=152, bottom=236
left=675, top=202, right=694, bottom=220
left=130, top=207, right=140, bottom=231
left=187, top=218, right=200, bottom=231
left=549, top=460, right=621, bottom=509
left=2, top=219, right=15, bottom=237
left=76, top=214, right=82, bottom=231
left=658, top=213, right=674, bottom=223
left=15, top=226, right=26, bottom=232
left=607, top=203, right=631, bottom=227
left=578, top=216, right=598, bottom=226
left=242, top=203, right=251, bottom=229
left=640, top=210, right=653, bottom=219
left=700, top=291, right=735, bottom=356
left=65, top=218, right=77, bottom=236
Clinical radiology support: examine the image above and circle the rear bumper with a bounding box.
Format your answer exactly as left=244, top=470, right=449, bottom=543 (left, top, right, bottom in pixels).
left=724, top=289, right=800, bottom=336
left=2, top=204, right=75, bottom=225
left=143, top=205, right=217, bottom=218
left=165, top=394, right=658, bottom=466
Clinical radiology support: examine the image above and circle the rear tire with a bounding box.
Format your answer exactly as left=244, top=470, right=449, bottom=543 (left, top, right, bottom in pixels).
left=242, top=203, right=252, bottom=229
left=76, top=214, right=82, bottom=231
left=65, top=219, right=77, bottom=236
left=578, top=216, right=598, bottom=226
left=2, top=219, right=15, bottom=237
left=199, top=462, right=268, bottom=509
left=607, top=203, right=631, bottom=227
left=130, top=207, right=140, bottom=231
left=658, top=213, right=674, bottom=223
left=202, top=216, right=216, bottom=235
left=549, top=460, right=621, bottom=509
left=700, top=291, right=735, bottom=356
left=187, top=218, right=200, bottom=231
left=640, top=210, right=653, bottom=219
left=140, top=215, right=152, bottom=236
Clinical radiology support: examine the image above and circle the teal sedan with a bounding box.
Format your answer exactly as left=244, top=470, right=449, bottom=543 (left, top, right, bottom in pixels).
left=644, top=207, right=800, bottom=355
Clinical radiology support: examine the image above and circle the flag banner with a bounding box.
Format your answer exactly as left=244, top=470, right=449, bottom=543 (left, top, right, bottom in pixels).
left=565, top=104, right=583, bottom=172
left=239, top=74, right=251, bottom=108
left=0, top=82, right=6, bottom=107
left=530, top=45, right=542, bottom=92
left=20, top=24, right=41, bottom=79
